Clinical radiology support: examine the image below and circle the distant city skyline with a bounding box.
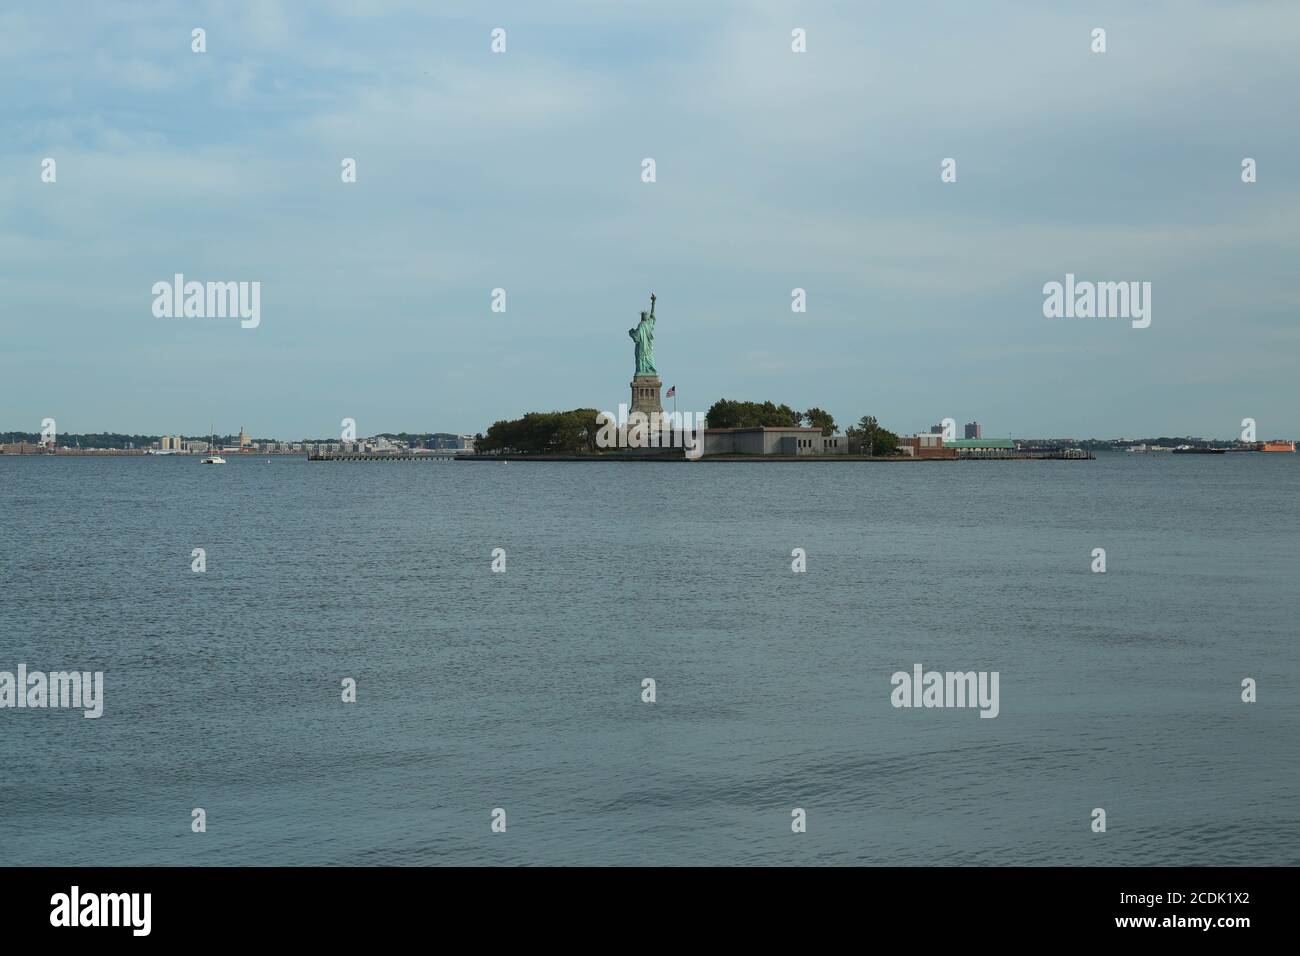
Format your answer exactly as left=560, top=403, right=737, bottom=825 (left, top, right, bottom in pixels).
left=3, top=422, right=1295, bottom=445
left=3, top=3, right=1298, bottom=437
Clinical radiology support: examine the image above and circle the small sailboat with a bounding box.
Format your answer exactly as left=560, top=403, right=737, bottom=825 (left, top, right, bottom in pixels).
left=200, top=427, right=226, bottom=464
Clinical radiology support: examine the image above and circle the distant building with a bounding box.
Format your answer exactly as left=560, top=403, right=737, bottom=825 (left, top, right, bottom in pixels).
left=703, top=426, right=848, bottom=456
left=930, top=424, right=944, bottom=435
left=964, top=421, right=982, bottom=439
left=425, top=433, right=475, bottom=450
left=945, top=438, right=1014, bottom=457
left=902, top=433, right=955, bottom=459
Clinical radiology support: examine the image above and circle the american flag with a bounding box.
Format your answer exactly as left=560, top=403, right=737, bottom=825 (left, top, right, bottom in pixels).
left=665, top=385, right=676, bottom=397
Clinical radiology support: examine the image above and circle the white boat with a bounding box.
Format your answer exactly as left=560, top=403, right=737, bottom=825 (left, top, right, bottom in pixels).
left=200, top=426, right=225, bottom=464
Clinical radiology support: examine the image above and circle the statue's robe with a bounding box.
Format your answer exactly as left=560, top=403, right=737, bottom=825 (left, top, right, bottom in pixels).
left=629, top=315, right=656, bottom=375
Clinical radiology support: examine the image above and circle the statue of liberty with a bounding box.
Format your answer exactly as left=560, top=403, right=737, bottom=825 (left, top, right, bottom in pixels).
left=629, top=292, right=657, bottom=376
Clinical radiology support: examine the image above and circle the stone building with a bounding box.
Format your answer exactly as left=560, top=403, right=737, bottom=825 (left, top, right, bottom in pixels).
left=703, top=426, right=848, bottom=456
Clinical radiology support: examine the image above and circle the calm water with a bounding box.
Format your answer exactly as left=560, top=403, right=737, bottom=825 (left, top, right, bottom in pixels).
left=1, top=453, right=1296, bottom=866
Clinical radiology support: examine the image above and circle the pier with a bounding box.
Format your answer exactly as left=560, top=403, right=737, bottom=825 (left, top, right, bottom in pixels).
left=954, top=448, right=1095, bottom=460
left=308, top=452, right=461, bottom=461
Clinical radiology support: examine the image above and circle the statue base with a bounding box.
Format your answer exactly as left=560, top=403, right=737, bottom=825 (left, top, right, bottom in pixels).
left=629, top=375, right=663, bottom=416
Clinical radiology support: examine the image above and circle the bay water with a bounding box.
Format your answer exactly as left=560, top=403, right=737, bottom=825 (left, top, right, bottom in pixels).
left=1, top=453, right=1295, bottom=865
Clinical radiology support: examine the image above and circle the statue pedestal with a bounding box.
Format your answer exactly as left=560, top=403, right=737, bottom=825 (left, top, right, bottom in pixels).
left=629, top=375, right=663, bottom=416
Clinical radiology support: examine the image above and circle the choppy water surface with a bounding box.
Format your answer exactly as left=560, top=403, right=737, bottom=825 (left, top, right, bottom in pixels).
left=1, top=453, right=1296, bottom=865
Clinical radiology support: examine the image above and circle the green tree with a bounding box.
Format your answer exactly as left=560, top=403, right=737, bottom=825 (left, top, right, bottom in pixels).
left=848, top=415, right=901, bottom=456
left=803, top=407, right=837, bottom=436
left=706, top=399, right=803, bottom=429
left=475, top=409, right=603, bottom=454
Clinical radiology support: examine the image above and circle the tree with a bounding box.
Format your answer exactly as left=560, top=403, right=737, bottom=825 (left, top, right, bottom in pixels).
left=705, top=399, right=803, bottom=429
left=475, top=409, right=603, bottom=454
left=850, top=415, right=901, bottom=456
left=859, top=416, right=879, bottom=455
left=803, top=407, right=836, bottom=436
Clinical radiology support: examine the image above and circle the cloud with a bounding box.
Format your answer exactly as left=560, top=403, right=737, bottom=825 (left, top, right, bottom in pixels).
left=0, top=1, right=1297, bottom=436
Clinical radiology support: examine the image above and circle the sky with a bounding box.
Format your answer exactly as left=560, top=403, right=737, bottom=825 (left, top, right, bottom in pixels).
left=2, top=0, right=1298, bottom=440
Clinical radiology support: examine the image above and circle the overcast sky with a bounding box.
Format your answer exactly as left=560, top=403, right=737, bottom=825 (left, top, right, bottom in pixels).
left=3, top=1, right=1297, bottom=439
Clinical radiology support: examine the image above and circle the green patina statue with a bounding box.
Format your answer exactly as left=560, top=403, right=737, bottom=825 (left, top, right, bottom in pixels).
left=629, top=292, right=657, bottom=376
